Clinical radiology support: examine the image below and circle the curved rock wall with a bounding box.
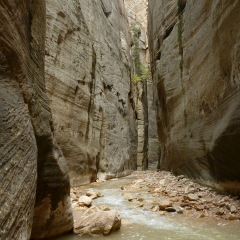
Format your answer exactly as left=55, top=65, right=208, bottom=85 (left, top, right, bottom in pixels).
left=148, top=0, right=240, bottom=193
left=0, top=1, right=72, bottom=239
left=45, top=0, right=137, bottom=186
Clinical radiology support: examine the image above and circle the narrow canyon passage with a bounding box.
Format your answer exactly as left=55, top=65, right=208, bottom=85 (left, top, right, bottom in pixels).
left=56, top=172, right=240, bottom=240
left=1, top=0, right=240, bottom=239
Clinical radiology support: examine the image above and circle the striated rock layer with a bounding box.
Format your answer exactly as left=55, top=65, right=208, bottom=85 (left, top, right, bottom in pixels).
left=126, top=0, right=151, bottom=170
left=0, top=1, right=72, bottom=239
left=45, top=0, right=137, bottom=186
left=148, top=0, right=240, bottom=193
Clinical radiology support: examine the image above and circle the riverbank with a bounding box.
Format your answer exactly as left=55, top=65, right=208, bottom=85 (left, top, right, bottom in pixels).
left=71, top=170, right=240, bottom=225
left=57, top=171, right=240, bottom=239
left=120, top=171, right=240, bottom=221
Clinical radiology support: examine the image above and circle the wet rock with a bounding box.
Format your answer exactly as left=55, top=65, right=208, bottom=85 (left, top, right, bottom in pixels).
left=159, top=200, right=172, bottom=210
left=157, top=211, right=166, bottom=216
left=230, top=206, right=237, bottom=213
left=143, top=204, right=153, bottom=211
left=78, top=196, right=92, bottom=207
left=198, top=213, right=205, bottom=218
left=97, top=192, right=104, bottom=198
left=72, top=202, right=79, bottom=209
left=195, top=205, right=204, bottom=211
left=169, top=191, right=178, bottom=198
left=153, top=188, right=162, bottom=193
left=99, top=206, right=111, bottom=211
left=74, top=207, right=121, bottom=236
left=176, top=208, right=184, bottom=214
left=122, top=219, right=133, bottom=225
left=216, top=209, right=225, bottom=216
left=134, top=179, right=145, bottom=184
left=159, top=179, right=165, bottom=185
left=152, top=206, right=159, bottom=212
left=227, top=214, right=237, bottom=220
left=186, top=194, right=199, bottom=201
left=165, top=207, right=176, bottom=212
left=127, top=195, right=135, bottom=202
left=86, top=191, right=103, bottom=200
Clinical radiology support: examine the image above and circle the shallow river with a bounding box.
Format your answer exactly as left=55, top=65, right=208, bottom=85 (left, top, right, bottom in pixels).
left=56, top=174, right=240, bottom=240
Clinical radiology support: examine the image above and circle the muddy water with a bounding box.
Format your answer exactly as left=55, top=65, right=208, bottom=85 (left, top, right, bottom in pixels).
left=56, top=175, right=240, bottom=240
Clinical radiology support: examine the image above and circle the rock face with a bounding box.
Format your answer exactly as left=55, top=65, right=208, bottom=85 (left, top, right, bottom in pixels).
left=148, top=0, right=240, bottom=193
left=147, top=81, right=160, bottom=169
left=125, top=0, right=159, bottom=170
left=0, top=1, right=72, bottom=239
left=125, top=0, right=152, bottom=170
left=45, top=0, right=137, bottom=185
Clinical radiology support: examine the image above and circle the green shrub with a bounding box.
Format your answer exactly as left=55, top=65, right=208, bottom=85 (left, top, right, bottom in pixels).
left=131, top=22, right=150, bottom=83
left=133, top=74, right=141, bottom=83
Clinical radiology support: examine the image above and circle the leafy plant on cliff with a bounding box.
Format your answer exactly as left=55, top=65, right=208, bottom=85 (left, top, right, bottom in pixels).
left=131, top=22, right=150, bottom=83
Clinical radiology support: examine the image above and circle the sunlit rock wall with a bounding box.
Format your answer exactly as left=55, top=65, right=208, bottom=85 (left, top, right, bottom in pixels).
left=45, top=0, right=137, bottom=186
left=0, top=1, right=72, bottom=239
left=148, top=0, right=240, bottom=193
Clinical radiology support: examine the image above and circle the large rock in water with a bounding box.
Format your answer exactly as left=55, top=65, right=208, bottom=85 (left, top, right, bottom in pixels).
left=0, top=1, right=72, bottom=239
left=45, top=0, right=137, bottom=185
left=74, top=207, right=121, bottom=236
left=148, top=0, right=240, bottom=193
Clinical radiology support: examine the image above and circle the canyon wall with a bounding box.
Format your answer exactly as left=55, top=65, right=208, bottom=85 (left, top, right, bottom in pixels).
left=0, top=1, right=72, bottom=239
left=45, top=0, right=137, bottom=186
left=125, top=0, right=159, bottom=170
left=148, top=0, right=240, bottom=193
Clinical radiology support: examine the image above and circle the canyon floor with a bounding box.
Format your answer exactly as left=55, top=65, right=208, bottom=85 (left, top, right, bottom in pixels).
left=66, top=171, right=240, bottom=239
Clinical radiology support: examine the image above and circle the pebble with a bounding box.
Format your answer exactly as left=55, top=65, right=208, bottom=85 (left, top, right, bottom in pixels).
left=186, top=194, right=199, bottom=201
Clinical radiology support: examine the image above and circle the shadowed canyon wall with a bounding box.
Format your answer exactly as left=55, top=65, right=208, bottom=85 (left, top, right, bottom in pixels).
left=45, top=0, right=137, bottom=186
left=0, top=1, right=72, bottom=239
left=148, top=0, right=240, bottom=193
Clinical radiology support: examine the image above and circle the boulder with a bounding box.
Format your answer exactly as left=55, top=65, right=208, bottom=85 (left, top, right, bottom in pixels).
left=86, top=191, right=98, bottom=199
left=74, top=207, right=121, bottom=236
left=78, top=196, right=92, bottom=207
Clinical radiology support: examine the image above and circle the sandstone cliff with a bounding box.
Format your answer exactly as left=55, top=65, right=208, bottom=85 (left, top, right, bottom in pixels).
left=125, top=0, right=159, bottom=170
left=148, top=0, right=240, bottom=193
left=45, top=0, right=137, bottom=186
left=0, top=1, right=72, bottom=239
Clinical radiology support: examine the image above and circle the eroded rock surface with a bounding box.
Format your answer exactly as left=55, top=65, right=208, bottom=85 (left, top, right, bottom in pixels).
left=148, top=0, right=240, bottom=193
left=45, top=0, right=137, bottom=186
left=0, top=1, right=72, bottom=239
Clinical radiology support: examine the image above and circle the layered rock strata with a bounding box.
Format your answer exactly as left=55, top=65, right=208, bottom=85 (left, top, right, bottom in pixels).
left=148, top=0, right=240, bottom=193
left=0, top=1, right=72, bottom=239
left=45, top=0, right=137, bottom=185
left=125, top=0, right=159, bottom=170
left=147, top=81, right=160, bottom=169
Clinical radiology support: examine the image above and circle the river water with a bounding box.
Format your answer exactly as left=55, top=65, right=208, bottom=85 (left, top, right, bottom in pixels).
left=56, top=174, right=240, bottom=240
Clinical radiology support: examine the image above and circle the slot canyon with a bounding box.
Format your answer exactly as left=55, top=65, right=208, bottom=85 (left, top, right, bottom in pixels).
left=0, top=0, right=240, bottom=239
